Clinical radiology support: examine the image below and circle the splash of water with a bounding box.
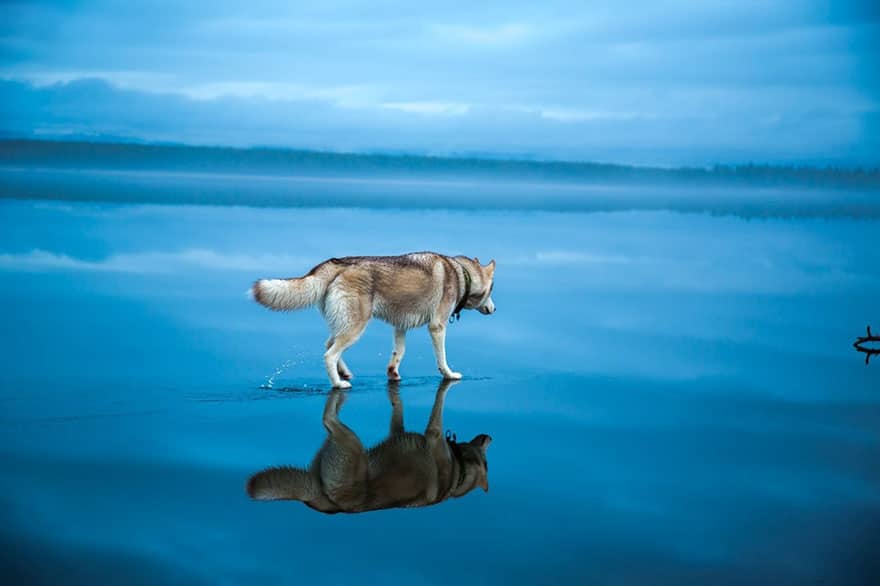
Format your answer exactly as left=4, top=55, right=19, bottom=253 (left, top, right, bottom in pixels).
left=260, top=359, right=294, bottom=389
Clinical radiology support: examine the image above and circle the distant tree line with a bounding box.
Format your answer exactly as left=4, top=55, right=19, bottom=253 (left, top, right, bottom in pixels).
left=1, top=138, right=877, bottom=190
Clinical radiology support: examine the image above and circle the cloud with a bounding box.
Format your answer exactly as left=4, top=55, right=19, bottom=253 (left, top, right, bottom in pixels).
left=538, top=108, right=649, bottom=123
left=2, top=70, right=374, bottom=108
left=3, top=76, right=874, bottom=165
left=0, top=0, right=877, bottom=166
left=0, top=249, right=308, bottom=274
left=175, top=82, right=373, bottom=106
left=7, top=70, right=175, bottom=91
left=430, top=23, right=534, bottom=46
left=503, top=106, right=655, bottom=123
left=381, top=101, right=470, bottom=116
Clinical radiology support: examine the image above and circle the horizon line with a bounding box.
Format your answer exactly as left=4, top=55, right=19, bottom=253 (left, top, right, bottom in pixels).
left=2, top=136, right=879, bottom=175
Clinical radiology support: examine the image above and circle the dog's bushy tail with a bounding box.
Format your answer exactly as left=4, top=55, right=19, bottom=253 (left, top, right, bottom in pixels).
left=251, top=275, right=325, bottom=311
left=246, top=466, right=322, bottom=501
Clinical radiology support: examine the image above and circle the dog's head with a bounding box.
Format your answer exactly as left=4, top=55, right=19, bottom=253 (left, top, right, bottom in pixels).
left=450, top=434, right=492, bottom=496
left=463, top=257, right=496, bottom=315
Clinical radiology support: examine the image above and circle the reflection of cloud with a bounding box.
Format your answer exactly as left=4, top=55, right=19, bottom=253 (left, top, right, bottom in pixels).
left=500, top=246, right=877, bottom=295
left=509, top=250, right=633, bottom=265
left=0, top=249, right=306, bottom=274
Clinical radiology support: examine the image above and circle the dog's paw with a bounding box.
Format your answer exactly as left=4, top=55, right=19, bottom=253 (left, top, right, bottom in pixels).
left=333, top=380, right=353, bottom=390
left=442, top=371, right=463, bottom=380
left=387, top=366, right=401, bottom=381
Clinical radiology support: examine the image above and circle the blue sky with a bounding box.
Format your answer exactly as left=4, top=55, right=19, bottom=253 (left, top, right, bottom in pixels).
left=1, top=1, right=878, bottom=166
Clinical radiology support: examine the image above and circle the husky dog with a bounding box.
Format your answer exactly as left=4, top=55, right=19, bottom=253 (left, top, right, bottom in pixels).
left=251, top=252, right=496, bottom=388
left=246, top=380, right=491, bottom=513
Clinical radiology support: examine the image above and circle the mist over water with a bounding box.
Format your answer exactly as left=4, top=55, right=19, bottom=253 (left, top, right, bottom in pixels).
left=1, top=167, right=878, bottom=583
left=2, top=141, right=879, bottom=217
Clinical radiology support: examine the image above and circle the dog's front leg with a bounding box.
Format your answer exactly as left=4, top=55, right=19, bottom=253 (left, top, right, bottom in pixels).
left=425, top=379, right=454, bottom=436
left=386, top=328, right=406, bottom=381
left=428, top=321, right=462, bottom=380
left=387, top=383, right=404, bottom=435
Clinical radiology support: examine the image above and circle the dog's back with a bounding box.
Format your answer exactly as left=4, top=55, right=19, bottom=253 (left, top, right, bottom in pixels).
left=252, top=252, right=453, bottom=329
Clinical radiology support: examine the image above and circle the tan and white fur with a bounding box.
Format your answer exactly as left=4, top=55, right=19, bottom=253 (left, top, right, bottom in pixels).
left=246, top=379, right=491, bottom=513
left=251, top=252, right=496, bottom=388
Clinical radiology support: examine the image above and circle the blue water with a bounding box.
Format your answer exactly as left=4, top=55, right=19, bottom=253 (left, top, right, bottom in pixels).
left=1, top=180, right=879, bottom=584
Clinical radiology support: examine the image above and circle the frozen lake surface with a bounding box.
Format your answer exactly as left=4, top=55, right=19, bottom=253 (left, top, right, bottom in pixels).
left=0, top=174, right=878, bottom=584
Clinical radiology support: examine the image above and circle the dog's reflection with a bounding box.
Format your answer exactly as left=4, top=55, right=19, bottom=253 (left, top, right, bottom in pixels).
left=247, top=379, right=491, bottom=513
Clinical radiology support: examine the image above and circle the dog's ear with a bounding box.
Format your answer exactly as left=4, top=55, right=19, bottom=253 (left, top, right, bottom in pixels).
left=485, top=259, right=496, bottom=275
left=470, top=434, right=492, bottom=451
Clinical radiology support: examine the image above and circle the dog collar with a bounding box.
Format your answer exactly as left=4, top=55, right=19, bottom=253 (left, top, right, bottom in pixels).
left=445, top=430, right=468, bottom=488
left=450, top=261, right=472, bottom=323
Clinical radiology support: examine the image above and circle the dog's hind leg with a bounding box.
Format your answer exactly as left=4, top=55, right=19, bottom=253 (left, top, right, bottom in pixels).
left=325, top=328, right=366, bottom=389
left=323, top=289, right=370, bottom=389
left=326, top=336, right=353, bottom=380
left=318, top=390, right=368, bottom=508
left=337, top=358, right=353, bottom=380
left=386, top=328, right=406, bottom=381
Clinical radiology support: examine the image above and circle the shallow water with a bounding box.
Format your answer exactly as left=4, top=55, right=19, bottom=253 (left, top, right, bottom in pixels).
left=1, top=189, right=879, bottom=584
